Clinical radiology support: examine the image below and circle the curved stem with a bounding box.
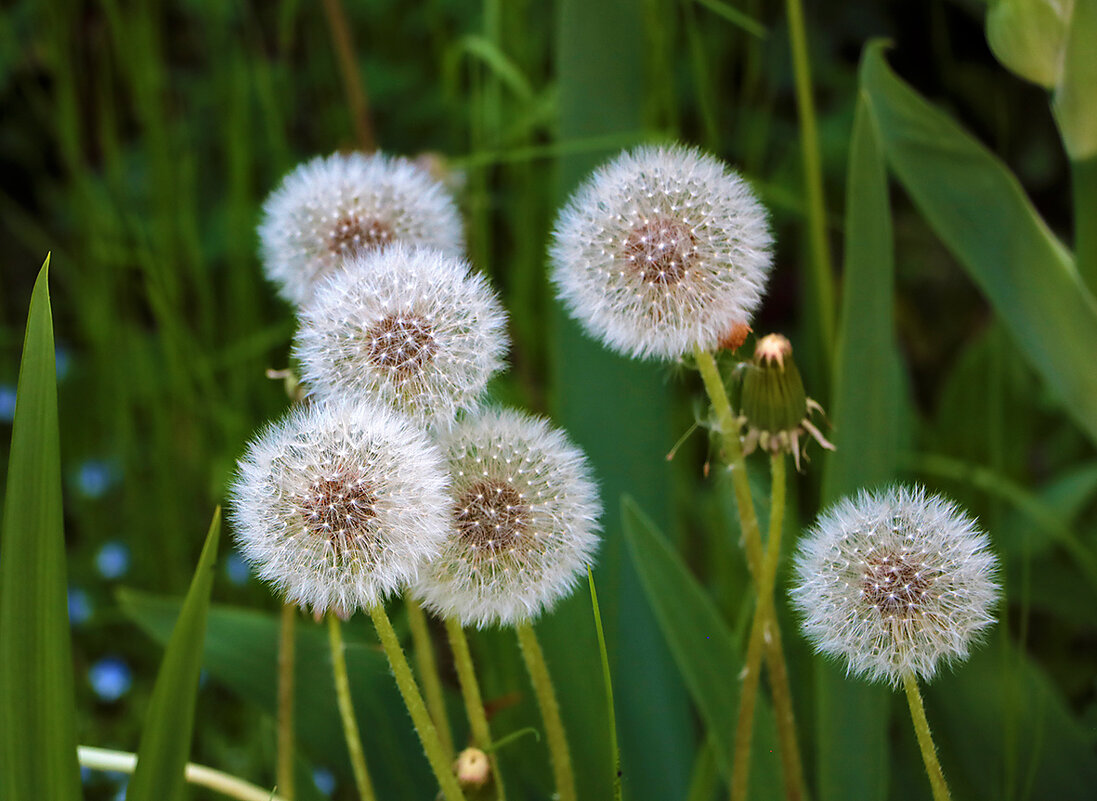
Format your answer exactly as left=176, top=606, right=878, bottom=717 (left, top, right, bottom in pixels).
left=369, top=604, right=468, bottom=801
left=516, top=621, right=576, bottom=801
left=78, top=745, right=284, bottom=801
left=328, top=615, right=377, bottom=801
left=903, top=671, right=952, bottom=801
left=277, top=603, right=296, bottom=801
left=407, top=596, right=455, bottom=759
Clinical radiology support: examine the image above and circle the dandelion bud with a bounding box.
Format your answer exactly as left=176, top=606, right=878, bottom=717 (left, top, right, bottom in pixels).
left=791, top=486, right=1000, bottom=685
left=550, top=145, right=773, bottom=361
left=413, top=409, right=601, bottom=628
left=228, top=399, right=450, bottom=617
left=454, top=747, right=491, bottom=789
left=986, top=0, right=1070, bottom=89
left=294, top=244, right=508, bottom=427
left=258, top=151, right=464, bottom=306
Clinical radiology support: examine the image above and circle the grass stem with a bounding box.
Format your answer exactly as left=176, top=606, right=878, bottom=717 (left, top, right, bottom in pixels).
left=327, top=615, right=377, bottom=801
left=516, top=621, right=576, bottom=801
left=320, top=0, right=376, bottom=151
left=277, top=603, right=296, bottom=801
left=902, top=671, right=952, bottom=801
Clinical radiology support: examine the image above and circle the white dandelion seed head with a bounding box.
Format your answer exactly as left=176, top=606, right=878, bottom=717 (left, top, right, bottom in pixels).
left=790, top=485, right=1000, bottom=685
left=228, top=399, right=451, bottom=617
left=258, top=151, right=464, bottom=306
left=412, top=409, right=602, bottom=628
left=294, top=244, right=509, bottom=428
left=550, top=144, right=773, bottom=361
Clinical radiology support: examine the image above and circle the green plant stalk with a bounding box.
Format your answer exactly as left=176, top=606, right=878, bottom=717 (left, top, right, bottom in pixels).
left=78, top=746, right=285, bottom=801
left=785, top=0, right=836, bottom=364
left=693, top=347, right=809, bottom=801
left=516, top=621, right=577, bottom=801
left=730, top=453, right=786, bottom=801
left=320, top=0, right=376, bottom=151
left=1073, top=156, right=1097, bottom=292
left=277, top=603, right=296, bottom=801
left=902, top=672, right=952, bottom=801
left=327, top=615, right=377, bottom=801
left=444, top=616, right=506, bottom=800
left=588, top=568, right=621, bottom=801
left=407, top=597, right=455, bottom=760
left=369, top=604, right=468, bottom=801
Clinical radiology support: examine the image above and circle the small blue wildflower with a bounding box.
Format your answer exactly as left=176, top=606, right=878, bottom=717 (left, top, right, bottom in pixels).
left=68, top=587, right=92, bottom=625
left=89, top=656, right=133, bottom=702
left=96, top=542, right=130, bottom=579
left=313, top=767, right=336, bottom=796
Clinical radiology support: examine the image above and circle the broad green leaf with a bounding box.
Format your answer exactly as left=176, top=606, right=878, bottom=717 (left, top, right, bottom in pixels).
left=127, top=509, right=221, bottom=801
left=0, top=258, right=83, bottom=801
left=622, top=497, right=781, bottom=799
left=859, top=41, right=1097, bottom=448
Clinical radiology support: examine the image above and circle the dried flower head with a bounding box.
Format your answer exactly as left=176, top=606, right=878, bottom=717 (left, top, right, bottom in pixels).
left=294, top=244, right=508, bottom=427
left=258, top=151, right=464, bottom=306
left=791, top=486, right=1000, bottom=685
left=229, top=399, right=450, bottom=617
left=550, top=144, right=773, bottom=360
left=413, top=409, right=601, bottom=628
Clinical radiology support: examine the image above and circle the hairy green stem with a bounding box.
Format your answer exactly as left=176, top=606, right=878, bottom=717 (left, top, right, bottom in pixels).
left=328, top=615, right=377, bottom=801
left=445, top=616, right=506, bottom=800
left=902, top=671, right=952, bottom=801
left=516, top=621, right=576, bottom=801
left=277, top=603, right=296, bottom=801
left=407, top=596, right=455, bottom=760
left=1073, top=156, right=1097, bottom=293
left=369, top=604, right=468, bottom=801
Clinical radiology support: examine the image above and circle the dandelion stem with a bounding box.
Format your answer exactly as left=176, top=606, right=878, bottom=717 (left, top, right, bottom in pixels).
left=445, top=616, right=506, bottom=800
left=327, top=615, right=377, bottom=801
left=694, top=347, right=809, bottom=801
left=407, top=596, right=455, bottom=759
left=77, top=745, right=285, bottom=801
left=902, top=671, right=952, bottom=801
left=730, top=452, right=786, bottom=801
left=516, top=621, right=576, bottom=801
left=277, top=603, right=296, bottom=801
left=369, top=604, right=468, bottom=801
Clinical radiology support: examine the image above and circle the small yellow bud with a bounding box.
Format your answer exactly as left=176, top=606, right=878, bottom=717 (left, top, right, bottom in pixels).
left=454, top=747, right=492, bottom=789
left=986, top=0, right=1070, bottom=89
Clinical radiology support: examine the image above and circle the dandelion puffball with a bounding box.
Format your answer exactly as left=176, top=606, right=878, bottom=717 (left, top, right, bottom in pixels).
left=229, top=399, right=450, bottom=617
left=413, top=409, right=601, bottom=628
left=258, top=151, right=464, bottom=306
left=791, top=486, right=1000, bottom=685
left=294, top=244, right=508, bottom=427
left=550, top=144, right=773, bottom=361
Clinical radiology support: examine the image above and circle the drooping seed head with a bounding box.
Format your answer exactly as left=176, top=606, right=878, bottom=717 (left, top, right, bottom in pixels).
left=790, top=485, right=1000, bottom=685
left=258, top=151, right=464, bottom=306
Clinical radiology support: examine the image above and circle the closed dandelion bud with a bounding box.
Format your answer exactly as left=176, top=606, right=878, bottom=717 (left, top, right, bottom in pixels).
left=294, top=244, right=508, bottom=427
left=454, top=747, right=491, bottom=789
left=791, top=486, right=1000, bottom=685
left=986, top=0, right=1070, bottom=89
left=736, top=334, right=833, bottom=470
left=413, top=409, right=601, bottom=628
left=550, top=145, right=773, bottom=361
left=258, top=151, right=464, bottom=306
left=228, top=399, right=450, bottom=618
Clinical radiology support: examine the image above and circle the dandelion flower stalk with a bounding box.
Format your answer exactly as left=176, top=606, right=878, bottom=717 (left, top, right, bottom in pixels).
left=445, top=616, right=505, bottom=799
left=277, top=603, right=296, bottom=801
left=516, top=621, right=576, bottom=801
left=327, top=614, right=377, bottom=801
left=902, top=671, right=952, bottom=801
left=369, top=603, right=468, bottom=801
left=406, top=597, right=455, bottom=759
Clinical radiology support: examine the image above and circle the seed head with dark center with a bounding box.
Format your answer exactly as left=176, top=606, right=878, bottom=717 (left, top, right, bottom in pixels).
left=365, top=313, right=438, bottom=379
left=455, top=479, right=528, bottom=554
left=328, top=215, right=395, bottom=257
left=621, top=216, right=698, bottom=285
left=861, top=551, right=935, bottom=620
left=298, top=473, right=379, bottom=555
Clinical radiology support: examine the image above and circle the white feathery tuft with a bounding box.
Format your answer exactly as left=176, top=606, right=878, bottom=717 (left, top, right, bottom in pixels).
left=550, top=144, right=773, bottom=361
left=293, top=244, right=508, bottom=428
left=790, top=485, right=1000, bottom=685
left=258, top=151, right=464, bottom=306
left=228, top=398, right=451, bottom=617
left=412, top=408, right=602, bottom=628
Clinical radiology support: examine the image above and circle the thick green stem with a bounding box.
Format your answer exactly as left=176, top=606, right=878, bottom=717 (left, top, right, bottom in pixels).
left=407, top=596, right=455, bottom=760
left=277, top=603, right=296, bottom=801
left=369, top=604, right=468, bottom=801
left=694, top=348, right=809, bottom=801
left=445, top=616, right=506, bottom=800
left=516, top=621, right=576, bottom=801
left=327, top=616, right=377, bottom=801
left=1073, top=156, right=1097, bottom=292
left=902, top=671, right=952, bottom=801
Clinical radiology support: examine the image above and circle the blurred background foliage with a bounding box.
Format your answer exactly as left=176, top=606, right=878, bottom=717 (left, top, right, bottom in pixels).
left=0, top=0, right=1094, bottom=799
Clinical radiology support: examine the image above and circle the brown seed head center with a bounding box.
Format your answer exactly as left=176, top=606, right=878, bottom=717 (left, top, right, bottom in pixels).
left=621, top=216, right=698, bottom=285
left=366, top=313, right=438, bottom=377
left=328, top=214, right=395, bottom=256
left=298, top=474, right=379, bottom=549
left=861, top=552, right=932, bottom=618
left=455, top=479, right=528, bottom=552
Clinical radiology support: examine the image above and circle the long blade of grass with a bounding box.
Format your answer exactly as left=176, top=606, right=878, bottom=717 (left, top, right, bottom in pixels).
left=588, top=568, right=621, bottom=801
left=127, top=509, right=222, bottom=801
left=0, top=257, right=83, bottom=801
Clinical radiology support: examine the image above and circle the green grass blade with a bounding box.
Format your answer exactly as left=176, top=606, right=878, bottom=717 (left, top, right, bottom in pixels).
left=859, top=40, right=1097, bottom=448
left=0, top=257, right=83, bottom=801
left=588, top=568, right=621, bottom=801
left=126, top=509, right=221, bottom=801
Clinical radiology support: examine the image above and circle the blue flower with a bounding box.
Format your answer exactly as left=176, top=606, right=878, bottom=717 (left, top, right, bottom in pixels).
left=89, top=656, right=133, bottom=702
left=96, top=542, right=130, bottom=579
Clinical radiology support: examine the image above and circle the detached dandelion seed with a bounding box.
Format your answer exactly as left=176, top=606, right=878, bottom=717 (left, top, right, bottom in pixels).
left=258, top=151, right=464, bottom=306
left=228, top=399, right=450, bottom=618
left=550, top=144, right=773, bottom=360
